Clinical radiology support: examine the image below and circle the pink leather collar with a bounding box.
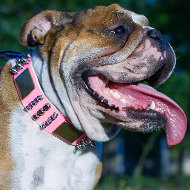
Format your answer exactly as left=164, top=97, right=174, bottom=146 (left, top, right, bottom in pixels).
left=10, top=50, right=95, bottom=150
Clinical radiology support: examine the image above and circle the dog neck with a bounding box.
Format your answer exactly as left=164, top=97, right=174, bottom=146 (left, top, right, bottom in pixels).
left=31, top=48, right=85, bottom=132
left=11, top=48, right=95, bottom=149
left=31, top=49, right=68, bottom=117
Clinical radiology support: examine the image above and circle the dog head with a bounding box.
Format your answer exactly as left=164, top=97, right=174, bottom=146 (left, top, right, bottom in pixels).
left=19, top=4, right=186, bottom=146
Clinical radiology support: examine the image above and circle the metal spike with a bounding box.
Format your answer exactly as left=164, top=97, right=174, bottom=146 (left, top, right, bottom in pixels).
left=22, top=57, right=28, bottom=62
left=36, top=95, right=43, bottom=102
left=43, top=103, right=51, bottom=111
left=16, top=61, right=24, bottom=69
left=76, top=143, right=82, bottom=150
left=16, top=59, right=22, bottom=67
left=82, top=138, right=88, bottom=146
left=10, top=67, right=18, bottom=75
left=25, top=59, right=30, bottom=64
left=31, top=101, right=37, bottom=106
left=20, top=65, right=24, bottom=69
left=27, top=53, right=31, bottom=58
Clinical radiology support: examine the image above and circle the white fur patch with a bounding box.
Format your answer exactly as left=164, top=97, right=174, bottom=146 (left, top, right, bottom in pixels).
left=10, top=105, right=102, bottom=190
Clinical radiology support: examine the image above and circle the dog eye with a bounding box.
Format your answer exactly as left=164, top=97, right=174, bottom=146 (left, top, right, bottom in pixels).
left=112, top=26, right=125, bottom=35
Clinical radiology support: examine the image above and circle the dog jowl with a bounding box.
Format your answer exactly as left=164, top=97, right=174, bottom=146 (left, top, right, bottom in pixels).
left=0, top=4, right=187, bottom=190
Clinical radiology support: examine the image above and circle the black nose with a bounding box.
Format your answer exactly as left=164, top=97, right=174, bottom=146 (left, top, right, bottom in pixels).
left=147, top=29, right=163, bottom=40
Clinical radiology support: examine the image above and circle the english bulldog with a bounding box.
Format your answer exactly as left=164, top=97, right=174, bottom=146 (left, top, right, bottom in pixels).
left=0, top=4, right=187, bottom=190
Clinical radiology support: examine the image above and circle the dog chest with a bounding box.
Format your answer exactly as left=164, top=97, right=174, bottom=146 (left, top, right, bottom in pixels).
left=9, top=106, right=100, bottom=190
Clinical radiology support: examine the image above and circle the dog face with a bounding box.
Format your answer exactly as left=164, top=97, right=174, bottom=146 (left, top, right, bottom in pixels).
left=20, top=4, right=186, bottom=146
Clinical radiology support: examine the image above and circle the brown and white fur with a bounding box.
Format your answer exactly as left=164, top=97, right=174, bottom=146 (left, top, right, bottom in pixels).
left=0, top=4, right=176, bottom=190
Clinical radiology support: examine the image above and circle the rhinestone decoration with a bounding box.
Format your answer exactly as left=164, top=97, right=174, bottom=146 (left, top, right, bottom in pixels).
left=46, top=117, right=52, bottom=125
left=41, top=122, right=46, bottom=129
left=52, top=112, right=58, bottom=120
left=40, top=112, right=58, bottom=130
left=24, top=95, right=43, bottom=112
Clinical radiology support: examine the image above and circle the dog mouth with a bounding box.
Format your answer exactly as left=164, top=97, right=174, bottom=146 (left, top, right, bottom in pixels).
left=81, top=68, right=187, bottom=146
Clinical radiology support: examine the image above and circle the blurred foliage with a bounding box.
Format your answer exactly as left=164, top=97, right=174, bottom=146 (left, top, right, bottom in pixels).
left=95, top=175, right=190, bottom=190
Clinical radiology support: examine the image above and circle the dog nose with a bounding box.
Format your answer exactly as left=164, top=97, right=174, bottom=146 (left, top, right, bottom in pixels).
left=147, top=29, right=163, bottom=40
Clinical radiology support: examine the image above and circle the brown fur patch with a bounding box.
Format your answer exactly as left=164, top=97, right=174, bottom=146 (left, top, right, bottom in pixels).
left=0, top=66, right=3, bottom=74
left=0, top=62, right=20, bottom=189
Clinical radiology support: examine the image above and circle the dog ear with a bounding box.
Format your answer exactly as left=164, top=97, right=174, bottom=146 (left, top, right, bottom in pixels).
left=19, top=10, right=78, bottom=47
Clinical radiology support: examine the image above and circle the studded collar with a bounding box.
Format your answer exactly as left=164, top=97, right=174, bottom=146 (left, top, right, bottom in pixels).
left=0, top=49, right=95, bottom=150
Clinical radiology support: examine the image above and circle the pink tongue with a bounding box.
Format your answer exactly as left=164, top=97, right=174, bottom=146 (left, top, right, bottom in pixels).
left=88, top=76, right=187, bottom=146
left=116, top=83, right=187, bottom=146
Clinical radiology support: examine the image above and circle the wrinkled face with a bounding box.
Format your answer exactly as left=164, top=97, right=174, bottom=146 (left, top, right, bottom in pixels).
left=20, top=4, right=186, bottom=146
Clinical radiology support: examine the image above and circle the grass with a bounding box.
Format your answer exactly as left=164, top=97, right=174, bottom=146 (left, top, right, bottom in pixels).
left=95, top=175, right=190, bottom=190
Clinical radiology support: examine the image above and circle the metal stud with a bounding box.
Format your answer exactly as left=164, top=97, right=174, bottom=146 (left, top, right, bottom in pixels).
left=25, top=59, right=30, bottom=64
left=82, top=138, right=88, bottom=146
left=16, top=60, right=22, bottom=67
left=88, top=139, right=96, bottom=147
left=15, top=59, right=24, bottom=69
left=37, top=109, right=44, bottom=116
left=36, top=95, right=43, bottom=102
left=20, top=58, right=25, bottom=63
left=20, top=65, right=24, bottom=69
left=32, top=114, right=39, bottom=120
left=24, top=105, right=30, bottom=112
left=43, top=103, right=51, bottom=111
left=31, top=101, right=37, bottom=106
left=22, top=57, right=28, bottom=62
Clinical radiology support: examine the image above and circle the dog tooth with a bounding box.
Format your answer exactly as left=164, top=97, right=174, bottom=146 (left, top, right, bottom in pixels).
left=112, top=91, right=121, bottom=99
left=149, top=101, right=156, bottom=110
left=120, top=99, right=127, bottom=104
